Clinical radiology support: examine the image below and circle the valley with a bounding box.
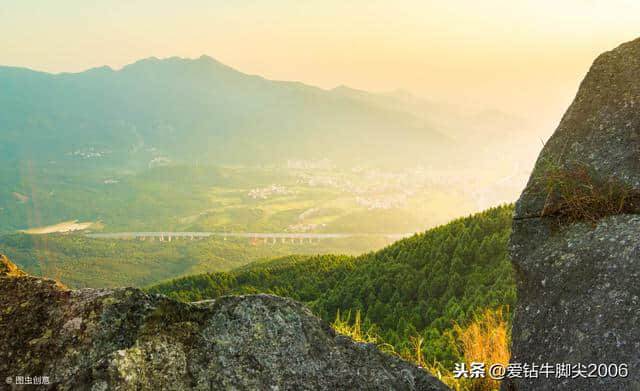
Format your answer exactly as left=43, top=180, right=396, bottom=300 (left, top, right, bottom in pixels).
left=1, top=159, right=525, bottom=234
left=0, top=160, right=524, bottom=290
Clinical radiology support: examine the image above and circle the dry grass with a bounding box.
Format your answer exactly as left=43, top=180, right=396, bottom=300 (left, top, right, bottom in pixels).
left=535, top=158, right=637, bottom=224
left=331, top=309, right=400, bottom=356
left=332, top=310, right=377, bottom=344
left=331, top=307, right=510, bottom=391
left=422, top=307, right=510, bottom=391
left=452, top=307, right=510, bottom=391
left=408, top=335, right=425, bottom=368
left=1, top=254, right=26, bottom=277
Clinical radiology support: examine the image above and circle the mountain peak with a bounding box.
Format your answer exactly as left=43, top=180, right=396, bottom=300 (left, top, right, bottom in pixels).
left=118, top=54, right=240, bottom=76
left=84, top=65, right=114, bottom=74
left=197, top=54, right=214, bottom=62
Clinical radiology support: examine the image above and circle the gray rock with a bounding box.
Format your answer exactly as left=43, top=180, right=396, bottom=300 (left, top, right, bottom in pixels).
left=515, top=37, right=640, bottom=219
left=505, top=37, right=640, bottom=390
left=0, top=256, right=449, bottom=391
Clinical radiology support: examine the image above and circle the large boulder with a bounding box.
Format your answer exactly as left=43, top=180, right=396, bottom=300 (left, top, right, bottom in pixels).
left=0, top=255, right=449, bottom=391
left=505, top=37, right=640, bottom=390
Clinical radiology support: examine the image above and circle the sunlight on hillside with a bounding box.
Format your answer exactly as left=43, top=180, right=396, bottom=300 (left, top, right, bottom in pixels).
left=332, top=307, right=511, bottom=391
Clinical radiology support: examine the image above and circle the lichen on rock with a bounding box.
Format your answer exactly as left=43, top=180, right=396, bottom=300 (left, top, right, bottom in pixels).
left=0, top=255, right=449, bottom=391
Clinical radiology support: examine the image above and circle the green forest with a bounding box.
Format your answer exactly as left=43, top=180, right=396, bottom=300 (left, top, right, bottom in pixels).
left=0, top=233, right=389, bottom=288
left=148, top=204, right=516, bottom=368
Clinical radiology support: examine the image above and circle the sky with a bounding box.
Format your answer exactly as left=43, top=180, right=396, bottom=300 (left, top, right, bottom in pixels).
left=2, top=1, right=639, bottom=132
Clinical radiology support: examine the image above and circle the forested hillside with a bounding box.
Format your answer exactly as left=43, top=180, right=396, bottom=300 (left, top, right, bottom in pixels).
left=149, top=254, right=357, bottom=302
left=148, top=204, right=516, bottom=367
left=0, top=233, right=384, bottom=289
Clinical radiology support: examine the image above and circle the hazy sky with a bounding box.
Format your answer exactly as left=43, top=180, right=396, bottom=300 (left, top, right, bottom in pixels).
left=2, top=1, right=639, bottom=131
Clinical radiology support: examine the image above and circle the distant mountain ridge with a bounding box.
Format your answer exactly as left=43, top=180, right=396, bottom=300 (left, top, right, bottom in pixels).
left=1, top=55, right=459, bottom=169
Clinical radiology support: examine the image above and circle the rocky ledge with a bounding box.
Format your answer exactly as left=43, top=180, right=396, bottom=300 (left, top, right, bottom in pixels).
left=0, top=255, right=449, bottom=391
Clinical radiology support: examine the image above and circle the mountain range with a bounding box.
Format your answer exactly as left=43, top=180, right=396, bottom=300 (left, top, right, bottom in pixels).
left=1, top=55, right=535, bottom=170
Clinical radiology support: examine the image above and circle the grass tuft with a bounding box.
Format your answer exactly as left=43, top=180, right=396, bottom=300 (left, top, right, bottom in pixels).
left=534, top=158, right=638, bottom=224
left=451, top=307, right=510, bottom=391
